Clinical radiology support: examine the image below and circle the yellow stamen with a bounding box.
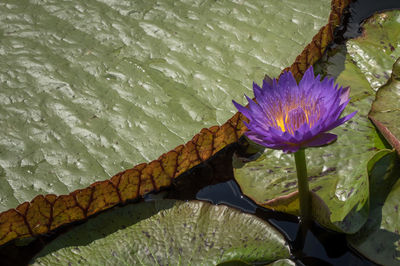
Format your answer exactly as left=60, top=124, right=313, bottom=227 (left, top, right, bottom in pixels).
left=276, top=116, right=286, bottom=132
left=304, top=110, right=310, bottom=124
left=274, top=100, right=316, bottom=132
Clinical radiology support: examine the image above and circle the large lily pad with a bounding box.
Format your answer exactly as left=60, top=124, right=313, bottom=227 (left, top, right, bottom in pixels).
left=30, top=200, right=290, bottom=265
left=0, top=0, right=332, bottom=212
left=234, top=10, right=400, bottom=233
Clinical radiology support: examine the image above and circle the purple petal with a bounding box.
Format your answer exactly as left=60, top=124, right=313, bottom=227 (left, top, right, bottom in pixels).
left=279, top=71, right=298, bottom=89
left=245, top=121, right=270, bottom=136
left=299, top=66, right=315, bottom=91
left=244, top=95, right=274, bottom=126
left=282, top=131, right=300, bottom=144
left=321, top=98, right=351, bottom=128
left=271, top=78, right=280, bottom=93
left=252, top=82, right=263, bottom=99
left=324, top=111, right=357, bottom=132
left=232, top=100, right=253, bottom=120
left=305, top=133, right=337, bottom=147
left=339, top=87, right=350, bottom=105
left=244, top=95, right=265, bottom=117
left=263, top=76, right=273, bottom=90
left=268, top=126, right=285, bottom=137
left=281, top=144, right=301, bottom=153
left=293, top=123, right=309, bottom=141
left=253, top=82, right=273, bottom=112
left=245, top=131, right=266, bottom=145
left=245, top=132, right=284, bottom=150
left=320, top=77, right=335, bottom=92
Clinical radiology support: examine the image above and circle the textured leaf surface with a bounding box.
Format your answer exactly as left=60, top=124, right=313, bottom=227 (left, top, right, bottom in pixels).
left=0, top=0, right=332, bottom=211
left=234, top=13, right=400, bottom=233
left=347, top=150, right=400, bottom=266
left=345, top=11, right=400, bottom=90
left=354, top=10, right=400, bottom=155
left=369, top=58, right=400, bottom=154
left=30, top=200, right=290, bottom=265
left=0, top=0, right=350, bottom=246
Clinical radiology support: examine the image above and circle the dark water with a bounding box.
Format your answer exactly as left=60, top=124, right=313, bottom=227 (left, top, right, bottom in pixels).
left=1, top=0, right=400, bottom=265
left=197, top=179, right=375, bottom=265
left=343, top=0, right=400, bottom=40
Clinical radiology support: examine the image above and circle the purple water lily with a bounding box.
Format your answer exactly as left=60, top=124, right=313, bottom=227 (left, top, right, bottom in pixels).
left=233, top=66, right=356, bottom=153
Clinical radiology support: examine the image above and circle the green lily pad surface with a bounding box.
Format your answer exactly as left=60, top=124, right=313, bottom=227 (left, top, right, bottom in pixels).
left=346, top=12, right=400, bottom=262
left=234, top=10, right=400, bottom=233
left=0, top=0, right=331, bottom=212
left=30, top=200, right=290, bottom=265
left=346, top=11, right=400, bottom=90
left=347, top=149, right=400, bottom=266
left=369, top=58, right=400, bottom=154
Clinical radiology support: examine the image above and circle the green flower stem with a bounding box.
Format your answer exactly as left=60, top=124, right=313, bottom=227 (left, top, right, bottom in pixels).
left=294, top=148, right=311, bottom=224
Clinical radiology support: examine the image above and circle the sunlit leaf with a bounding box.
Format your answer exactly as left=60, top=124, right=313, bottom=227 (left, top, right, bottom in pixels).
left=30, top=200, right=290, bottom=265
left=345, top=11, right=400, bottom=90
left=351, top=10, right=400, bottom=155
left=0, top=0, right=334, bottom=211
left=369, top=58, right=400, bottom=154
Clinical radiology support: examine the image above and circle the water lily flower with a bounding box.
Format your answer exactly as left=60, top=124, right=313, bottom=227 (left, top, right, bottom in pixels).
left=233, top=66, right=356, bottom=153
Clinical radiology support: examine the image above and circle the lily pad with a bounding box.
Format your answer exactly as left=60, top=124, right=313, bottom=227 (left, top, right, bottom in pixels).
left=0, top=0, right=332, bottom=212
left=30, top=200, right=290, bottom=265
left=345, top=11, right=400, bottom=90
left=347, top=149, right=400, bottom=266
left=234, top=10, right=400, bottom=233
left=369, top=57, right=400, bottom=155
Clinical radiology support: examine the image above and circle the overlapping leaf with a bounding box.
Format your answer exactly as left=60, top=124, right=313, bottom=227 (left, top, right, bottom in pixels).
left=345, top=11, right=400, bottom=90
left=347, top=149, right=400, bottom=266
left=369, top=58, right=400, bottom=154
left=30, top=200, right=290, bottom=265
left=346, top=12, right=400, bottom=261
left=234, top=10, right=400, bottom=233
left=353, top=10, right=400, bottom=154
left=0, top=0, right=350, bottom=246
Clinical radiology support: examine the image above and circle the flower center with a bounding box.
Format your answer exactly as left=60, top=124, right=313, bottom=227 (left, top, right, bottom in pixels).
left=285, top=107, right=308, bottom=133
left=276, top=106, right=310, bottom=133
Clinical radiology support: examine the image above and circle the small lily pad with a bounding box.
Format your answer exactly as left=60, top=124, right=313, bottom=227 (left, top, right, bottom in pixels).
left=30, top=200, right=290, bottom=265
